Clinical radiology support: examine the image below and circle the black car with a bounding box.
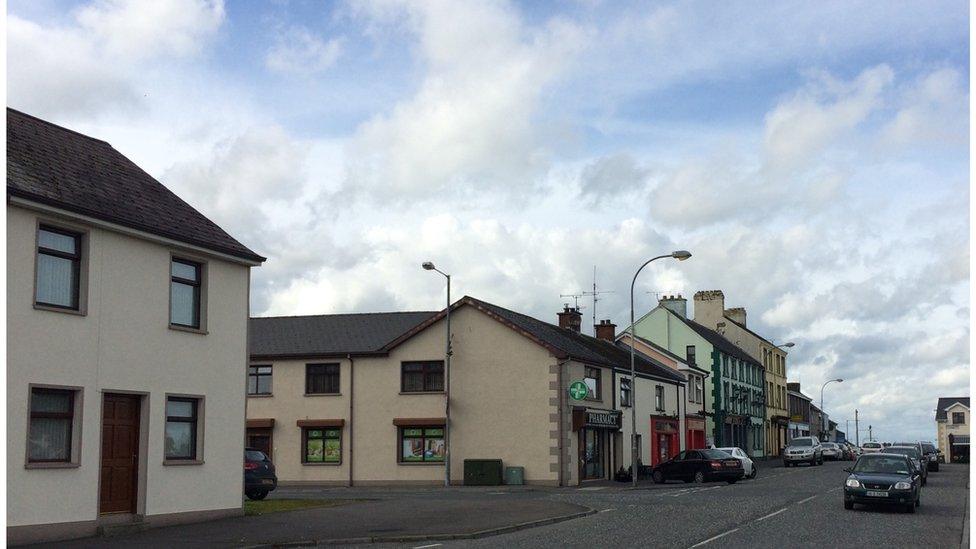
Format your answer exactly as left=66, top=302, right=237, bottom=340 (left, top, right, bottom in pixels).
left=885, top=446, right=927, bottom=485
left=920, top=441, right=940, bottom=472
left=651, top=449, right=744, bottom=484
left=843, top=453, right=922, bottom=513
left=244, top=448, right=277, bottom=500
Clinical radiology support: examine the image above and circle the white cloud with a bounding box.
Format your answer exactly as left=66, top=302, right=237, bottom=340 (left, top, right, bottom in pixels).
left=345, top=0, right=589, bottom=199
left=265, top=26, right=343, bottom=74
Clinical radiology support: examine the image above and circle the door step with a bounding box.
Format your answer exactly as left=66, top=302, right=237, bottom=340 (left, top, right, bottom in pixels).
left=97, top=520, right=149, bottom=537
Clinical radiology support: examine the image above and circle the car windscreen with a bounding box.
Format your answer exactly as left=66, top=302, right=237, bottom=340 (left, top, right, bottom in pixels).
left=245, top=450, right=267, bottom=461
left=701, top=449, right=732, bottom=459
left=863, top=443, right=881, bottom=448
left=791, top=439, right=814, bottom=447
left=715, top=448, right=739, bottom=455
left=921, top=443, right=937, bottom=453
left=886, top=447, right=920, bottom=459
left=853, top=455, right=911, bottom=475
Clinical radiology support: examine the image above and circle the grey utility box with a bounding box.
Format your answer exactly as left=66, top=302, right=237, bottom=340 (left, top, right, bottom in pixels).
left=504, top=466, right=525, bottom=485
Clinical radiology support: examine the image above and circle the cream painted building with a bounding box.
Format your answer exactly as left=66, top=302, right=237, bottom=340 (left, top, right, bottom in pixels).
left=247, top=298, right=686, bottom=486
left=691, top=290, right=791, bottom=456
left=6, top=109, right=263, bottom=545
left=935, top=397, right=969, bottom=462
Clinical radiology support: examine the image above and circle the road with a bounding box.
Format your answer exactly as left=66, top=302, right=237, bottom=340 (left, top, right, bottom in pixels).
left=355, top=461, right=968, bottom=549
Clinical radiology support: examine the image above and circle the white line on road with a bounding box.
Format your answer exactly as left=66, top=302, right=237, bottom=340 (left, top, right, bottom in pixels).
left=796, top=495, right=817, bottom=504
left=689, top=528, right=740, bottom=548
left=755, top=508, right=788, bottom=522
left=600, top=508, right=616, bottom=513
left=412, top=544, right=442, bottom=549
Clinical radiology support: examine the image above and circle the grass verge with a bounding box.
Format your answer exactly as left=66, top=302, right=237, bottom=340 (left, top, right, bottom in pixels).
left=244, top=498, right=357, bottom=516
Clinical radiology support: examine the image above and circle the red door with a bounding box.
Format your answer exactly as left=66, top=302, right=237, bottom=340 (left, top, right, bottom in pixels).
left=100, top=394, right=141, bottom=514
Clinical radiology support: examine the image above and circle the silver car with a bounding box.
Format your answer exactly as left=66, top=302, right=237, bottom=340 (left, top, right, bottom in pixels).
left=783, top=436, right=823, bottom=467
left=821, top=442, right=842, bottom=460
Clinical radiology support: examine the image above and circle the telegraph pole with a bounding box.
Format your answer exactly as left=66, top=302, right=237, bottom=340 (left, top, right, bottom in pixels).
left=868, top=425, right=873, bottom=442
left=855, top=409, right=859, bottom=447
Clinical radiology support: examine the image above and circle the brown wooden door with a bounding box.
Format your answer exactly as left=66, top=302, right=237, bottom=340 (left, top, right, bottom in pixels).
left=100, top=393, right=141, bottom=514
left=247, top=429, right=273, bottom=458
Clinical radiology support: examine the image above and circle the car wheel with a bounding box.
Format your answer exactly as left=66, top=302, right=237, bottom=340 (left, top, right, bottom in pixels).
left=693, top=471, right=705, bottom=484
left=726, top=479, right=737, bottom=484
left=246, top=490, right=269, bottom=501
left=916, top=495, right=921, bottom=507
left=844, top=500, right=854, bottom=510
left=652, top=470, right=664, bottom=484
left=784, top=461, right=790, bottom=468
left=750, top=466, right=758, bottom=479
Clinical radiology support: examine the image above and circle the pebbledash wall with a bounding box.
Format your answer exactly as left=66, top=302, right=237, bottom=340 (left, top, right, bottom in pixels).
left=6, top=202, right=254, bottom=544
left=246, top=300, right=660, bottom=487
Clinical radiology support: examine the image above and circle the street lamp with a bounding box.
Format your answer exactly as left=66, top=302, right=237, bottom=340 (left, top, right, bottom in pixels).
left=820, top=378, right=843, bottom=441
left=772, top=341, right=795, bottom=349
left=629, top=250, right=691, bottom=488
left=423, top=261, right=451, bottom=487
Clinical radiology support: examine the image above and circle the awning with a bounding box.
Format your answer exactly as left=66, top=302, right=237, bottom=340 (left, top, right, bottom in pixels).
left=297, top=418, right=345, bottom=428
left=393, top=418, right=445, bottom=426
left=247, top=418, right=275, bottom=429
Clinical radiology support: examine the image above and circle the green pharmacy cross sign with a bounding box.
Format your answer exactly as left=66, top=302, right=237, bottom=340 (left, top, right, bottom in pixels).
left=568, top=381, right=588, bottom=401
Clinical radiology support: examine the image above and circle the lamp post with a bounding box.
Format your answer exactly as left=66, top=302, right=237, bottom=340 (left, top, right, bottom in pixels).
left=820, top=378, right=843, bottom=441
left=422, top=261, right=451, bottom=487
left=629, top=250, right=691, bottom=488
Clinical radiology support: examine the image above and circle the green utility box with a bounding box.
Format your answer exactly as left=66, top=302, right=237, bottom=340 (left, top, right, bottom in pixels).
left=463, top=459, right=503, bottom=486
left=504, top=466, right=525, bottom=485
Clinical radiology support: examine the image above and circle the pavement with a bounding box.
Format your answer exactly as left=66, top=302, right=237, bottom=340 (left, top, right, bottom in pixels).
left=28, top=460, right=968, bottom=548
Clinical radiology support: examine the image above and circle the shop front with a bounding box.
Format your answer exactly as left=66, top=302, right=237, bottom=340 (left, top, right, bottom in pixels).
left=949, top=434, right=970, bottom=463
left=769, top=416, right=789, bottom=456
left=650, top=416, right=680, bottom=466
left=789, top=419, right=810, bottom=440
left=686, top=416, right=707, bottom=450
left=573, top=408, right=622, bottom=481
left=721, top=414, right=748, bottom=448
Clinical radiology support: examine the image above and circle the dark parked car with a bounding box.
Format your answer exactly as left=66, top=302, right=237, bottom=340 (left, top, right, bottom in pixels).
left=920, top=441, right=939, bottom=472
left=651, top=449, right=744, bottom=484
left=844, top=453, right=922, bottom=513
left=886, top=446, right=927, bottom=486
left=244, top=448, right=277, bottom=500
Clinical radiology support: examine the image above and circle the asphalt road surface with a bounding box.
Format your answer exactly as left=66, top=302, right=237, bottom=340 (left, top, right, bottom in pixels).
left=365, top=461, right=968, bottom=549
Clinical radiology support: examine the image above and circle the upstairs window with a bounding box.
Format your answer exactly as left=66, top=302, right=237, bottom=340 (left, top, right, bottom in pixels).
left=655, top=385, right=664, bottom=411
left=686, top=345, right=696, bottom=366
left=170, top=259, right=201, bottom=328
left=401, top=361, right=444, bottom=392
left=584, top=367, right=601, bottom=400
left=620, top=378, right=632, bottom=407
left=306, top=363, right=340, bottom=395
left=694, top=376, right=704, bottom=404
left=248, top=365, right=273, bottom=395
left=953, top=412, right=966, bottom=425
left=36, top=226, right=82, bottom=310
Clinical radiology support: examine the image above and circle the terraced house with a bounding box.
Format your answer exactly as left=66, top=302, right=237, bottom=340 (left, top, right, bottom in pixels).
left=246, top=297, right=687, bottom=486
left=627, top=295, right=766, bottom=457
left=689, top=290, right=790, bottom=456
left=6, top=109, right=264, bottom=544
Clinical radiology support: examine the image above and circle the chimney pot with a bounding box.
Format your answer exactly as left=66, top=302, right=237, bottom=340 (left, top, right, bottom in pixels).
left=557, top=305, right=583, bottom=333
left=659, top=294, right=688, bottom=319
left=594, top=319, right=617, bottom=342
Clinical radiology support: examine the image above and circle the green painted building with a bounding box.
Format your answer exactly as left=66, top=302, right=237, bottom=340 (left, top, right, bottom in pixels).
left=627, top=296, right=766, bottom=457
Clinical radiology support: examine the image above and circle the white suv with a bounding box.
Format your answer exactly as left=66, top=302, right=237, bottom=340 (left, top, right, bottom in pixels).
left=783, top=436, right=823, bottom=467
left=860, top=441, right=883, bottom=454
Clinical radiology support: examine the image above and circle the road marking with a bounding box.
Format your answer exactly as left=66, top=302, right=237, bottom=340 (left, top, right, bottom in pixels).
left=689, top=528, right=740, bottom=547
left=578, top=486, right=606, bottom=491
left=412, top=544, right=442, bottom=549
left=797, top=495, right=817, bottom=504
left=755, top=508, right=788, bottom=522
left=600, top=508, right=616, bottom=513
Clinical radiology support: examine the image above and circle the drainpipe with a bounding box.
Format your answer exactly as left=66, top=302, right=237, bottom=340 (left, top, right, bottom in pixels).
left=556, top=357, right=570, bottom=487
left=348, top=354, right=354, bottom=487
left=678, top=382, right=685, bottom=451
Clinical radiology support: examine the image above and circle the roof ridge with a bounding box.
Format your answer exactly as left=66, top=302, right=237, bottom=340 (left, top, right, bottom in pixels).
left=251, top=310, right=438, bottom=320
left=7, top=107, right=110, bottom=145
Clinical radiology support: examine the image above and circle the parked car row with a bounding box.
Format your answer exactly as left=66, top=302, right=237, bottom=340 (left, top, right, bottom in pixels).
left=843, top=439, right=941, bottom=513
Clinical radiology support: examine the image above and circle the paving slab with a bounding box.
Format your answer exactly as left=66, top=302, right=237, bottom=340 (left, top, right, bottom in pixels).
left=27, top=497, right=592, bottom=548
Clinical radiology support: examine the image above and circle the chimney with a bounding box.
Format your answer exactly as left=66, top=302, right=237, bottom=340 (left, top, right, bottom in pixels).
left=725, top=307, right=747, bottom=327
left=557, top=304, right=582, bottom=333
left=659, top=294, right=687, bottom=318
left=787, top=382, right=800, bottom=392
left=692, top=290, right=725, bottom=325
left=595, top=319, right=616, bottom=342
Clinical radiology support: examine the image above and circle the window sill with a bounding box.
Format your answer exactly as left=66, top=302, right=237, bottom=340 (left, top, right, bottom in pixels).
left=397, top=462, right=445, bottom=466
left=302, top=462, right=343, bottom=466
left=399, top=391, right=445, bottom=395
left=25, top=461, right=80, bottom=469
left=163, top=459, right=205, bottom=466
left=33, top=303, right=86, bottom=316
left=305, top=393, right=342, bottom=397
left=248, top=394, right=274, bottom=398
left=169, top=324, right=208, bottom=335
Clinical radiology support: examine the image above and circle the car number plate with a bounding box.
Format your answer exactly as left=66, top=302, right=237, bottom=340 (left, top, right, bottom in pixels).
left=261, top=479, right=274, bottom=485
left=866, top=491, right=888, bottom=497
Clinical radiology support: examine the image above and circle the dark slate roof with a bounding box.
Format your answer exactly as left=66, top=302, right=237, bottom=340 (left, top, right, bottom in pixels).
left=250, top=311, right=438, bottom=358
left=7, top=108, right=264, bottom=263
left=669, top=312, right=761, bottom=367
left=936, top=397, right=970, bottom=420
left=452, top=297, right=684, bottom=383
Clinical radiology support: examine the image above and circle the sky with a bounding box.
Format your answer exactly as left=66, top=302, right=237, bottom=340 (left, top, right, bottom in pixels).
left=7, top=0, right=970, bottom=443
